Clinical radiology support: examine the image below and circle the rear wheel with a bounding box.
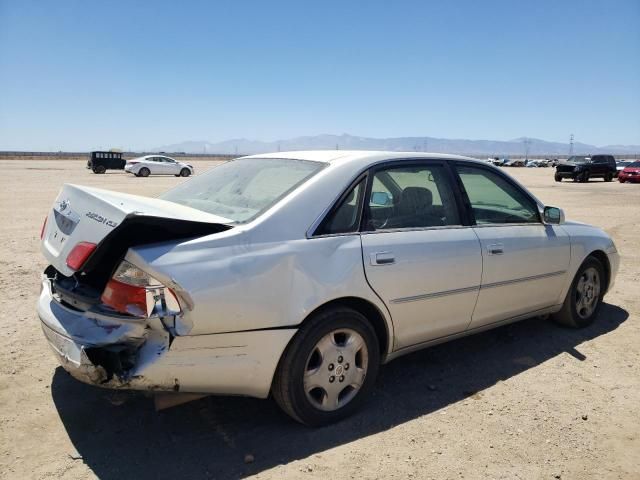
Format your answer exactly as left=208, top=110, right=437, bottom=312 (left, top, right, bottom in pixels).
left=579, top=172, right=589, bottom=183
left=93, top=165, right=106, bottom=174
left=180, top=168, right=190, bottom=177
left=272, top=307, right=380, bottom=426
left=137, top=167, right=150, bottom=177
left=619, top=177, right=626, bottom=183
left=604, top=172, right=613, bottom=182
left=554, top=173, right=562, bottom=182
left=552, top=256, right=604, bottom=328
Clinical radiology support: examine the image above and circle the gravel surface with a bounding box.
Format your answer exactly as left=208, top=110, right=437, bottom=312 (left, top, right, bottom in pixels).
left=0, top=160, right=638, bottom=479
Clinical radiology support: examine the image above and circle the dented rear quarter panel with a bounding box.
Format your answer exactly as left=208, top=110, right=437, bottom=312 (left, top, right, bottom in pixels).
left=128, top=229, right=393, bottom=342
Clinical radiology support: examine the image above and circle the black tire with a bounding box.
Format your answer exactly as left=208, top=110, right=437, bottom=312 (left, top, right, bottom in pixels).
left=579, top=172, right=589, bottom=183
left=619, top=178, right=626, bottom=183
left=93, top=165, right=106, bottom=174
left=554, top=173, right=562, bottom=182
left=179, top=168, right=191, bottom=177
left=272, top=307, right=380, bottom=426
left=552, top=256, right=605, bottom=328
left=137, top=167, right=150, bottom=177
left=604, top=172, right=613, bottom=182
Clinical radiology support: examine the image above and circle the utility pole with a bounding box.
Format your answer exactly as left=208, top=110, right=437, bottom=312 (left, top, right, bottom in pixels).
left=423, top=139, right=428, bottom=152
left=522, top=137, right=531, bottom=162
left=569, top=134, right=574, bottom=155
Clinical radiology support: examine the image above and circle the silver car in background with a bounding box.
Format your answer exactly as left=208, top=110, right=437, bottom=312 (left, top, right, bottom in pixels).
left=38, top=151, right=619, bottom=425
left=124, top=155, right=194, bottom=177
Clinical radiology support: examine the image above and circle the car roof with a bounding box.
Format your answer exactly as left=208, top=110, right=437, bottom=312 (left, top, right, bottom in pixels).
left=241, top=150, right=481, bottom=165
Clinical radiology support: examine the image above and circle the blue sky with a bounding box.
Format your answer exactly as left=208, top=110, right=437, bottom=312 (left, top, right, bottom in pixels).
left=1, top=0, right=638, bottom=151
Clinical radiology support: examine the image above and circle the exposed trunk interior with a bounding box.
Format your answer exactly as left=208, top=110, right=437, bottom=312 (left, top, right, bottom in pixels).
left=51, top=215, right=231, bottom=305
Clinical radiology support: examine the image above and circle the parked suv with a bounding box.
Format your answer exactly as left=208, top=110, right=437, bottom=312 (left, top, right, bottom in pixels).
left=554, top=155, right=616, bottom=182
left=86, top=151, right=126, bottom=174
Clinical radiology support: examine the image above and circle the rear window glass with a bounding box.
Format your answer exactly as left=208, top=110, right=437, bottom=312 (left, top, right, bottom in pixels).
left=162, top=158, right=325, bottom=223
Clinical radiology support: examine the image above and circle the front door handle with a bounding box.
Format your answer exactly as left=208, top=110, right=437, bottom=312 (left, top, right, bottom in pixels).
left=487, top=243, right=504, bottom=255
left=370, top=251, right=395, bottom=265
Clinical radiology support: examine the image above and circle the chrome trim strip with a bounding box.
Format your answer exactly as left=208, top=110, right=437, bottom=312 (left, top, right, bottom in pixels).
left=391, top=285, right=480, bottom=304
left=389, top=270, right=566, bottom=304
left=480, top=270, right=566, bottom=290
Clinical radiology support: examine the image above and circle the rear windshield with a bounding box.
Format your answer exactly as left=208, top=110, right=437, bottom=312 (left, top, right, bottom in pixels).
left=161, top=158, right=325, bottom=223
left=627, top=161, right=640, bottom=168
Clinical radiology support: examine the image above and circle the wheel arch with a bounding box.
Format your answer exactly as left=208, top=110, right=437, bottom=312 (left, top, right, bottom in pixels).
left=298, top=296, right=392, bottom=360
left=588, top=249, right=611, bottom=292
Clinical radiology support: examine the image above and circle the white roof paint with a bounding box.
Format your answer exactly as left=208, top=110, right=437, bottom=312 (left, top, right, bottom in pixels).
left=242, top=150, right=480, bottom=164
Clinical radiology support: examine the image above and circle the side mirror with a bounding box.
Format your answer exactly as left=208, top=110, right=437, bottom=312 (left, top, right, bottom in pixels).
left=542, top=206, right=565, bottom=225
left=370, top=191, right=393, bottom=206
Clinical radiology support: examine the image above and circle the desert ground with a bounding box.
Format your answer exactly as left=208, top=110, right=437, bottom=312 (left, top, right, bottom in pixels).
left=0, top=159, right=638, bottom=480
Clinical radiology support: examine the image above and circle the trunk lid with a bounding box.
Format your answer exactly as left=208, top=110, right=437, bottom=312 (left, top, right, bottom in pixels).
left=42, top=184, right=232, bottom=277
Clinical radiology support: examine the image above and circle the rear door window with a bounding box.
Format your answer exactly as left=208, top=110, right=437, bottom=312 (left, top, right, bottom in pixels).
left=365, top=164, right=460, bottom=230
left=316, top=179, right=365, bottom=235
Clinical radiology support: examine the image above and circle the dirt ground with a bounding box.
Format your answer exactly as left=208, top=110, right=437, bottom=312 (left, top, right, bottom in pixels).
left=0, top=160, right=638, bottom=480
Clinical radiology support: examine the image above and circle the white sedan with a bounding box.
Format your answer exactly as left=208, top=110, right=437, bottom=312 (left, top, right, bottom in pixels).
left=38, top=151, right=618, bottom=426
left=124, top=155, right=194, bottom=177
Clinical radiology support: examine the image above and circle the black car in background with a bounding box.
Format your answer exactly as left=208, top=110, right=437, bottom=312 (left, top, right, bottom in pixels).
left=86, top=151, right=126, bottom=174
left=554, top=154, right=616, bottom=182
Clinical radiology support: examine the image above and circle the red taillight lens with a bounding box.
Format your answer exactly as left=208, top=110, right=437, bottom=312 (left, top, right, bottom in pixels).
left=99, top=260, right=182, bottom=317
left=101, top=279, right=148, bottom=317
left=66, top=242, right=97, bottom=270
left=40, top=216, right=48, bottom=240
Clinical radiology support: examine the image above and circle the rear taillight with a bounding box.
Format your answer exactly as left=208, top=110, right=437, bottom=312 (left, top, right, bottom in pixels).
left=100, top=260, right=181, bottom=318
left=40, top=216, right=48, bottom=240
left=66, top=242, right=97, bottom=270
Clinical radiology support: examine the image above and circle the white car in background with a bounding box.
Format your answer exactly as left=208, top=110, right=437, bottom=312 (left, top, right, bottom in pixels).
left=125, top=155, right=194, bottom=177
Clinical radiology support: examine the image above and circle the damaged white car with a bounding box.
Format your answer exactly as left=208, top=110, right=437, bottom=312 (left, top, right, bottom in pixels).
left=38, top=151, right=619, bottom=426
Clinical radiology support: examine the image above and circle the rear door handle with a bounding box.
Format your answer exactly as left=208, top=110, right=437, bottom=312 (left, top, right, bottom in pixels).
left=370, top=251, right=395, bottom=265
left=487, top=243, right=504, bottom=255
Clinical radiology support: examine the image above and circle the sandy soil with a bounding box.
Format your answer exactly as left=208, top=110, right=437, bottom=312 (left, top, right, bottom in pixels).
left=0, top=160, right=638, bottom=480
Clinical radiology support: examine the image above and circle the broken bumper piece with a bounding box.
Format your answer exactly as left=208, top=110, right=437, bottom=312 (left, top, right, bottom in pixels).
left=38, top=276, right=171, bottom=389
left=37, top=276, right=298, bottom=398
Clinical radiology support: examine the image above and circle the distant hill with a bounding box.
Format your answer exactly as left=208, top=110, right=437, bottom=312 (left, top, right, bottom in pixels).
left=151, top=134, right=640, bottom=157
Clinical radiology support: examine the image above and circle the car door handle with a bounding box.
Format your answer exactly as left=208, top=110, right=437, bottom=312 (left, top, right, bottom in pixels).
left=487, top=243, right=504, bottom=255
left=370, top=252, right=395, bottom=265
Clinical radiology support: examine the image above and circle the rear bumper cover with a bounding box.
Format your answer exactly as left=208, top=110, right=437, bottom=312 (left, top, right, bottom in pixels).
left=37, top=276, right=296, bottom=398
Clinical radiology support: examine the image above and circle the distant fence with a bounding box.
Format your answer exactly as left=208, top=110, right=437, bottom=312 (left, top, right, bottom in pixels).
left=0, top=151, right=238, bottom=161
left=1, top=151, right=638, bottom=161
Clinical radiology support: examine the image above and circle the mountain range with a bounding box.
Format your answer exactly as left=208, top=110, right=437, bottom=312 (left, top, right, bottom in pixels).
left=151, top=134, right=640, bottom=157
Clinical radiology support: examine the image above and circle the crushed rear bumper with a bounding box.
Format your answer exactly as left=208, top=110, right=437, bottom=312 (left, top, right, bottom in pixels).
left=37, top=275, right=296, bottom=397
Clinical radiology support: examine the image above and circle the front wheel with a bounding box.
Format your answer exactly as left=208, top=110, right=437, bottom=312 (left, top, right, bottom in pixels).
left=272, top=307, right=380, bottom=426
left=552, top=256, right=605, bottom=328
left=179, top=168, right=191, bottom=177
left=93, top=165, right=106, bottom=174
left=554, top=173, right=562, bottom=182
left=604, top=172, right=613, bottom=182
left=579, top=172, right=590, bottom=183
